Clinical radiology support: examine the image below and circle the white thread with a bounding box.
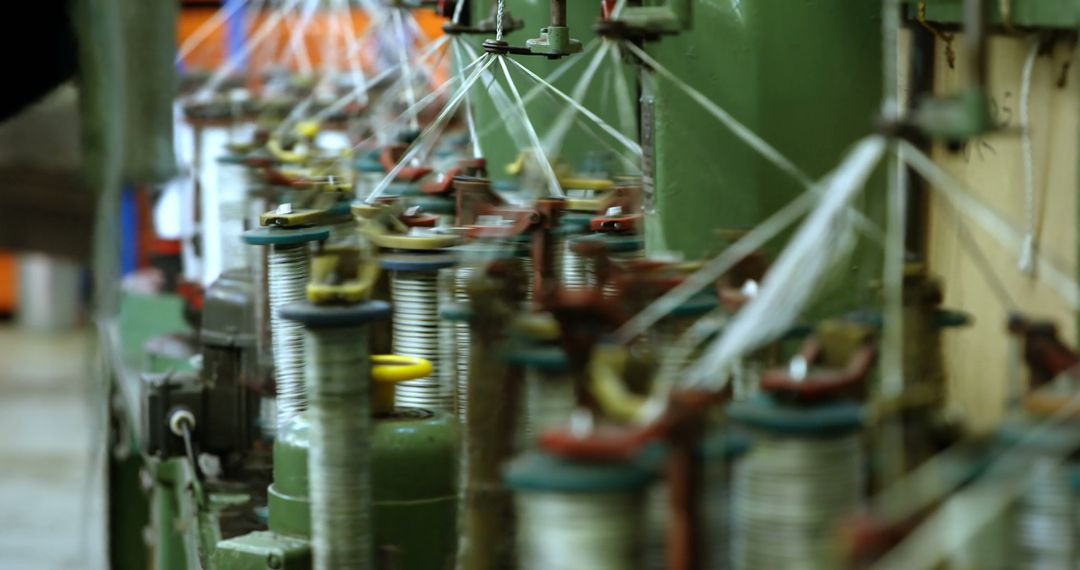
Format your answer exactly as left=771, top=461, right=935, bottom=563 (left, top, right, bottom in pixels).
left=871, top=392, right=1080, bottom=570
left=366, top=55, right=496, bottom=204
left=622, top=41, right=814, bottom=189
left=1019, top=40, right=1040, bottom=276
left=507, top=56, right=644, bottom=158
left=542, top=42, right=612, bottom=154
left=392, top=9, right=421, bottom=131
left=686, top=136, right=885, bottom=388
left=899, top=141, right=1079, bottom=310
left=305, top=325, right=374, bottom=570
left=391, top=269, right=453, bottom=411
left=268, top=243, right=310, bottom=428
left=734, top=434, right=862, bottom=569
left=496, top=0, right=506, bottom=40
left=498, top=56, right=565, bottom=199
left=176, top=0, right=250, bottom=63
left=517, top=491, right=647, bottom=569
left=523, top=366, right=575, bottom=437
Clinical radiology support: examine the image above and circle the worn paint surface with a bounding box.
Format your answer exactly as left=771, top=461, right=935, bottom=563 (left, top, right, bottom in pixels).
left=927, top=34, right=1078, bottom=431
left=644, top=0, right=884, bottom=263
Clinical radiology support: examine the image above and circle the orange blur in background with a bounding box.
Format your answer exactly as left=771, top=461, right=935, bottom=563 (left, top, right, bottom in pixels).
left=179, top=6, right=448, bottom=72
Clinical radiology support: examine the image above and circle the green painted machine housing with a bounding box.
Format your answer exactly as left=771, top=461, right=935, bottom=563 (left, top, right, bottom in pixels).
left=370, top=408, right=460, bottom=570
left=216, top=409, right=459, bottom=570
left=214, top=532, right=312, bottom=570
left=466, top=0, right=885, bottom=309
left=643, top=0, right=884, bottom=261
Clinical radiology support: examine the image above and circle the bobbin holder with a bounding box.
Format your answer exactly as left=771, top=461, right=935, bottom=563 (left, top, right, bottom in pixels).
left=1007, top=313, right=1080, bottom=390
left=459, top=259, right=528, bottom=570
left=759, top=336, right=877, bottom=403
left=441, top=1, right=524, bottom=36
left=539, top=389, right=728, bottom=570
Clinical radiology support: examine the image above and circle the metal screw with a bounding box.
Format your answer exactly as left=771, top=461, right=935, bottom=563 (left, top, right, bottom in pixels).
left=266, top=553, right=283, bottom=569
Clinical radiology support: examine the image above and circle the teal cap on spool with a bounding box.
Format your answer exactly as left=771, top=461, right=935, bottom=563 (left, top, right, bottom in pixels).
left=355, top=151, right=385, bottom=173
left=699, top=431, right=751, bottom=460
left=668, top=293, right=719, bottom=318
left=504, top=344, right=569, bottom=372
left=557, top=212, right=596, bottom=235
left=571, top=233, right=644, bottom=253
left=409, top=195, right=456, bottom=215
left=386, top=182, right=424, bottom=197
left=217, top=153, right=249, bottom=165
left=634, top=432, right=751, bottom=473
left=440, top=302, right=474, bottom=322
left=727, top=394, right=864, bottom=435
left=492, top=180, right=521, bottom=193
left=449, top=242, right=520, bottom=265
left=505, top=449, right=657, bottom=493
left=996, top=415, right=1079, bottom=452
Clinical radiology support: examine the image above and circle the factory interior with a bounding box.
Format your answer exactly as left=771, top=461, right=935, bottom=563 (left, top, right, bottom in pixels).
left=3, top=0, right=1080, bottom=569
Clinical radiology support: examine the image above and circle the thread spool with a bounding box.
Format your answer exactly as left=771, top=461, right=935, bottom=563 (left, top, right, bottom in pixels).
left=446, top=243, right=520, bottom=424
left=216, top=154, right=257, bottom=273
left=556, top=212, right=597, bottom=289
left=506, top=345, right=574, bottom=440
left=244, top=226, right=330, bottom=430
left=280, top=300, right=391, bottom=570
left=728, top=396, right=864, bottom=570
left=353, top=153, right=386, bottom=201
left=381, top=252, right=457, bottom=412
left=571, top=233, right=645, bottom=298
left=506, top=450, right=657, bottom=570
left=654, top=294, right=719, bottom=384
left=997, top=416, right=1080, bottom=569
left=642, top=433, right=750, bottom=570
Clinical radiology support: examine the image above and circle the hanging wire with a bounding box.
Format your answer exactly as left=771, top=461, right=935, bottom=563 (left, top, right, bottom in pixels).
left=496, top=0, right=506, bottom=41
left=284, top=0, right=319, bottom=75
left=453, top=37, right=483, bottom=158
left=621, top=41, right=813, bottom=188
left=1019, top=39, right=1041, bottom=276
left=195, top=0, right=304, bottom=99
left=899, top=141, right=1077, bottom=308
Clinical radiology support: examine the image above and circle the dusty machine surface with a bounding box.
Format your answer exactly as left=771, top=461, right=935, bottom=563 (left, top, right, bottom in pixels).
left=95, top=0, right=1080, bottom=569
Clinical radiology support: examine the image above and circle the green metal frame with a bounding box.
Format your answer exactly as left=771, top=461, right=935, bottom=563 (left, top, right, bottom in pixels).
left=918, top=0, right=1078, bottom=29
left=468, top=0, right=637, bottom=184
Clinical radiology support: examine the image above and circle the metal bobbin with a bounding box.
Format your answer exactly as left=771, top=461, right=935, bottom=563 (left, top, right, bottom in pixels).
left=996, top=414, right=1080, bottom=569
left=555, top=212, right=597, bottom=289
left=280, top=299, right=391, bottom=570
left=727, top=330, right=874, bottom=570
left=571, top=232, right=646, bottom=298
left=445, top=243, right=520, bottom=424
left=374, top=232, right=459, bottom=413
left=504, top=312, right=572, bottom=443
left=506, top=449, right=658, bottom=570
left=244, top=225, right=330, bottom=430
